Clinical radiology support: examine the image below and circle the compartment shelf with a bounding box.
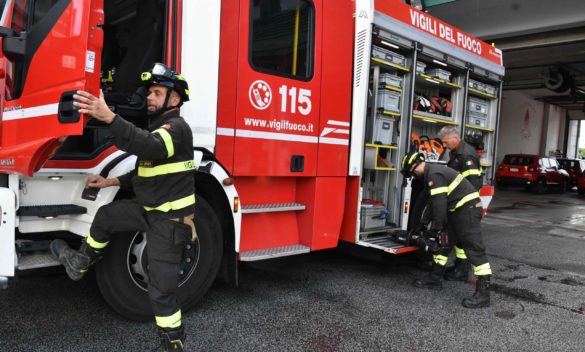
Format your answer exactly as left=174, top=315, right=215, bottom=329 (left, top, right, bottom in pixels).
left=413, top=111, right=459, bottom=125
left=383, top=85, right=402, bottom=93
left=416, top=72, right=462, bottom=89
left=371, top=57, right=410, bottom=73
left=365, top=144, right=398, bottom=171
left=380, top=110, right=401, bottom=118
left=465, top=124, right=494, bottom=132
left=468, top=87, right=497, bottom=99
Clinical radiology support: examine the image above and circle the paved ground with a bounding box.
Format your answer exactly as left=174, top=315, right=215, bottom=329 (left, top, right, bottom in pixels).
left=1, top=188, right=584, bottom=351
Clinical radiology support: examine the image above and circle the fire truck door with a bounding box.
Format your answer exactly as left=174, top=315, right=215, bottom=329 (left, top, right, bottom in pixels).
left=233, top=0, right=322, bottom=176
left=0, top=0, right=103, bottom=176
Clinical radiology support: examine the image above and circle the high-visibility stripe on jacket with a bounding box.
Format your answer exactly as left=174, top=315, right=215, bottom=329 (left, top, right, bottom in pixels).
left=448, top=141, right=483, bottom=191
left=110, top=109, right=195, bottom=217
left=424, top=163, right=480, bottom=230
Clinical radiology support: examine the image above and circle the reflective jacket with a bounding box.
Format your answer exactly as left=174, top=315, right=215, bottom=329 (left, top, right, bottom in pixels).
left=448, top=141, right=482, bottom=191
left=110, top=109, right=195, bottom=218
left=424, top=163, right=480, bottom=231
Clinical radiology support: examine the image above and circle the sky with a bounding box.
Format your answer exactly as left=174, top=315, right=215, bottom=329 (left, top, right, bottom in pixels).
left=581, top=121, right=585, bottom=149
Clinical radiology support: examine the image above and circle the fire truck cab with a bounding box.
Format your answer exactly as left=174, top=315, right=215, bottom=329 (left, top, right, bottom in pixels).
left=0, top=0, right=503, bottom=320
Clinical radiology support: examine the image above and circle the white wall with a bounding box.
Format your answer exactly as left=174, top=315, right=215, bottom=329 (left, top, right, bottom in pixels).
left=497, top=90, right=544, bottom=163
left=544, top=104, right=563, bottom=157
left=497, top=91, right=569, bottom=164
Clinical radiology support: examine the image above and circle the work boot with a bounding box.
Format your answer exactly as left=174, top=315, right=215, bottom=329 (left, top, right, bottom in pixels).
left=159, top=325, right=186, bottom=352
left=50, top=240, right=102, bottom=281
left=462, top=275, right=491, bottom=308
left=413, top=263, right=446, bottom=289
left=444, top=258, right=471, bottom=282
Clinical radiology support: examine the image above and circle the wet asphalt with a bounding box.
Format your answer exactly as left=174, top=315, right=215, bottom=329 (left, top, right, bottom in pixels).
left=0, top=188, right=584, bottom=352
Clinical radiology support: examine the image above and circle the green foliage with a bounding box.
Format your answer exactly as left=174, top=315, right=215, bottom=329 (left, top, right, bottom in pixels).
left=578, top=148, right=585, bottom=158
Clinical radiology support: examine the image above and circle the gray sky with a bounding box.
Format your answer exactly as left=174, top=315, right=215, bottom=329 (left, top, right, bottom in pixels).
left=581, top=121, right=585, bottom=148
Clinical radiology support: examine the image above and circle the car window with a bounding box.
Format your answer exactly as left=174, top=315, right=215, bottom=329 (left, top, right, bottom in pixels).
left=504, top=156, right=533, bottom=166
left=549, top=159, right=559, bottom=168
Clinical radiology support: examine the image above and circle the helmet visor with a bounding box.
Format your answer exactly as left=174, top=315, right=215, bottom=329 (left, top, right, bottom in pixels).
left=141, top=63, right=175, bottom=85
left=151, top=63, right=174, bottom=78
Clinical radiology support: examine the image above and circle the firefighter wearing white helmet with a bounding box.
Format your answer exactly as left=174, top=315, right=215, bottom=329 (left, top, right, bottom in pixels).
left=401, top=150, right=493, bottom=308
left=51, top=63, right=193, bottom=351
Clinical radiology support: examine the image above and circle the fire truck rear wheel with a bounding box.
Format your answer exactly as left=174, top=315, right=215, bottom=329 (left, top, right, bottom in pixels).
left=95, top=196, right=223, bottom=321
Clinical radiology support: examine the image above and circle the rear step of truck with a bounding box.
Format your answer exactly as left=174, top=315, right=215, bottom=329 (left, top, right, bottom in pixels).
left=241, top=202, right=306, bottom=214
left=16, top=240, right=61, bottom=271
left=18, top=204, right=87, bottom=218
left=239, top=244, right=310, bottom=261
left=357, top=234, right=418, bottom=254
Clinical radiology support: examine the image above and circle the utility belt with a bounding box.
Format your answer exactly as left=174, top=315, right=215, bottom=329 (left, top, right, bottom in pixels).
left=170, top=213, right=196, bottom=241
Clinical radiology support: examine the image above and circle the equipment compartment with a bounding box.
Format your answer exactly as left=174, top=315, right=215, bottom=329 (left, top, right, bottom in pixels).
left=360, top=205, right=387, bottom=230
left=379, top=73, right=402, bottom=89
left=376, top=89, right=401, bottom=113
left=468, top=96, right=488, bottom=117
left=372, top=45, right=406, bottom=67
left=426, top=68, right=451, bottom=81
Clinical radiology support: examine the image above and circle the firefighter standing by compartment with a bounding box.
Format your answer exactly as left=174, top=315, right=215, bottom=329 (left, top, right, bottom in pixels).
left=401, top=151, right=492, bottom=308
left=51, top=63, right=195, bottom=351
left=437, top=125, right=483, bottom=282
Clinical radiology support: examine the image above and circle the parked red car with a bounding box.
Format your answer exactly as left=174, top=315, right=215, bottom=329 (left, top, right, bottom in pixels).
left=495, top=154, right=570, bottom=193
left=557, top=158, right=585, bottom=188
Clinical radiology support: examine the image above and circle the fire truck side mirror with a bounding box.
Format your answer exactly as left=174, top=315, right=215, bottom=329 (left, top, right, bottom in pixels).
left=0, top=27, right=26, bottom=61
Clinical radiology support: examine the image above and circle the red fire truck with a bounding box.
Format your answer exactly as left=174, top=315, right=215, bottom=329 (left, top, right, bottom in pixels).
left=0, top=0, right=503, bottom=320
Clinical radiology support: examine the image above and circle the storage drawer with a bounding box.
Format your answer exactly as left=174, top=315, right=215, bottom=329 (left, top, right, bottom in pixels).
left=372, top=46, right=406, bottom=67
left=373, top=115, right=395, bottom=145
left=416, top=61, right=426, bottom=73
left=484, top=84, right=497, bottom=95
left=468, top=79, right=485, bottom=92
left=377, top=90, right=401, bottom=113
left=426, top=68, right=451, bottom=81
left=360, top=205, right=387, bottom=230
left=467, top=115, right=488, bottom=128
left=379, top=73, right=402, bottom=89
left=468, top=97, right=488, bottom=115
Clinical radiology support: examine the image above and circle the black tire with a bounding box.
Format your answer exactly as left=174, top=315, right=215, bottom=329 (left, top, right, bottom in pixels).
left=496, top=180, right=508, bottom=190
left=408, top=190, right=431, bottom=231
left=531, top=178, right=547, bottom=194
left=559, top=178, right=569, bottom=193
left=95, top=196, right=223, bottom=321
left=578, top=188, right=585, bottom=196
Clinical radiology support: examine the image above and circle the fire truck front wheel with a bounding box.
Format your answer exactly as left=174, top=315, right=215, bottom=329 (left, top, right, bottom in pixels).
left=95, top=196, right=223, bottom=321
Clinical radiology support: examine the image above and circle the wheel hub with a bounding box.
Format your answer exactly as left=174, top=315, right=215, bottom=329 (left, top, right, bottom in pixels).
left=127, top=232, right=200, bottom=291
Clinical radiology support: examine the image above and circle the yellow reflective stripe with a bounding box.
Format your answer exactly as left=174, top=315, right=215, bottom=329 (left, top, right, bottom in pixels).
left=474, top=263, right=492, bottom=276
left=86, top=234, right=108, bottom=249
left=144, top=194, right=195, bottom=212
left=402, top=153, right=418, bottom=169
left=153, top=128, right=174, bottom=158
left=155, top=310, right=182, bottom=329
left=450, top=192, right=480, bottom=211
left=447, top=174, right=464, bottom=194
left=433, top=254, right=448, bottom=266
left=454, top=246, right=467, bottom=259
left=461, top=169, right=482, bottom=177
left=138, top=160, right=195, bottom=178
left=430, top=186, right=448, bottom=196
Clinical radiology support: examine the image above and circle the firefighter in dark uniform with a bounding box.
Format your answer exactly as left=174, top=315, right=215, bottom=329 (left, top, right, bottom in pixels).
left=401, top=151, right=492, bottom=308
left=50, top=63, right=194, bottom=351
left=438, top=125, right=483, bottom=282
